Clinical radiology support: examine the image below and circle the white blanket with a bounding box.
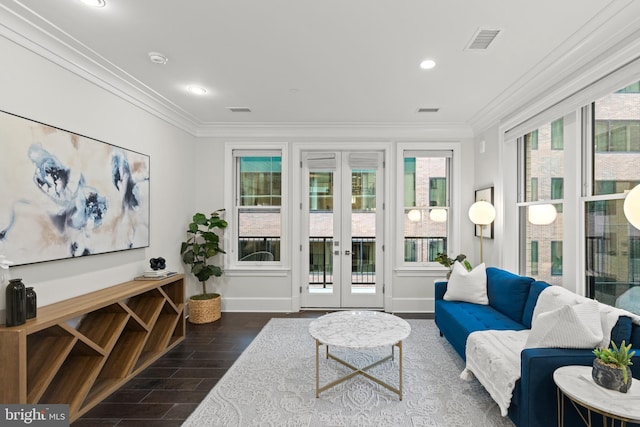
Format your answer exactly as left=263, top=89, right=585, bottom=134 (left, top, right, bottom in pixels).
left=462, top=285, right=640, bottom=417
left=461, top=330, right=528, bottom=416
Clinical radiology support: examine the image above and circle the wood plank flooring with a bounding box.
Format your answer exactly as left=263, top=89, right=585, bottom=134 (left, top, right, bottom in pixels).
left=72, top=311, right=432, bottom=427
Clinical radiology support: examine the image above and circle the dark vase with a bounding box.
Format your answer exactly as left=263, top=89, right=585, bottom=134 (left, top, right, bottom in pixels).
left=5, top=278, right=26, bottom=327
left=592, top=358, right=632, bottom=393
left=25, top=287, right=37, bottom=319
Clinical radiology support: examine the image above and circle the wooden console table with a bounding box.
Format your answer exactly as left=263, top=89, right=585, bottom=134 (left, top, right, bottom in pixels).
left=0, top=274, right=185, bottom=422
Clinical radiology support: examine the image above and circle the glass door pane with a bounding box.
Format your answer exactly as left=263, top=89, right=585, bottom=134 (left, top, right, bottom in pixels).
left=309, top=171, right=334, bottom=294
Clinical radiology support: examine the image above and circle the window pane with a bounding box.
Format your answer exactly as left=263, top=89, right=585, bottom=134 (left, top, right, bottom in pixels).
left=585, top=199, right=640, bottom=312
left=530, top=241, right=539, bottom=275
left=524, top=121, right=565, bottom=202
left=429, top=177, right=446, bottom=206
left=352, top=170, right=375, bottom=211
left=593, top=82, right=640, bottom=195
left=551, top=119, right=564, bottom=150
left=551, top=241, right=563, bottom=275
left=520, top=118, right=564, bottom=284
left=237, top=155, right=282, bottom=262
left=239, top=157, right=281, bottom=206
left=403, top=155, right=448, bottom=263
left=520, top=206, right=564, bottom=284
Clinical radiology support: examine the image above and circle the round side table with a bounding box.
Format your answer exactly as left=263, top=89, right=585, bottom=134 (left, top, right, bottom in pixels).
left=554, top=365, right=640, bottom=427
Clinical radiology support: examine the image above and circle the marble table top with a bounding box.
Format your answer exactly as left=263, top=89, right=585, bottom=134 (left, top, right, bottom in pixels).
left=554, top=365, right=640, bottom=421
left=308, top=311, right=411, bottom=349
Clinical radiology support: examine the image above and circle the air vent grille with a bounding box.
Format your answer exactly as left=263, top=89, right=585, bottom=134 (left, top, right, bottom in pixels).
left=416, top=108, right=440, bottom=113
left=227, top=107, right=252, bottom=113
left=465, top=28, right=501, bottom=50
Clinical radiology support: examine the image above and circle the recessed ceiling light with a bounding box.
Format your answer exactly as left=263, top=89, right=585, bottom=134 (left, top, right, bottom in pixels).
left=81, top=0, right=106, bottom=7
left=148, top=52, right=168, bottom=65
left=420, top=59, right=436, bottom=70
left=187, top=86, right=207, bottom=95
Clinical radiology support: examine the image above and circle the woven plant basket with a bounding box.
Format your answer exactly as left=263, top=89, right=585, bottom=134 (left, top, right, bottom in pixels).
left=189, top=294, right=221, bottom=324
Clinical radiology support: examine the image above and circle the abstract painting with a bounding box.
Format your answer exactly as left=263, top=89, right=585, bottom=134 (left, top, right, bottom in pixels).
left=0, top=110, right=150, bottom=265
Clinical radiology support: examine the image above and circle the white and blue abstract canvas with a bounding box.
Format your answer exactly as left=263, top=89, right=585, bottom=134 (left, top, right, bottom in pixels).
left=0, top=111, right=150, bottom=265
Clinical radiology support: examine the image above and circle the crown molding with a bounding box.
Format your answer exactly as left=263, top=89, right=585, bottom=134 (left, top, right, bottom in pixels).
left=0, top=2, right=200, bottom=135
left=194, top=122, right=474, bottom=140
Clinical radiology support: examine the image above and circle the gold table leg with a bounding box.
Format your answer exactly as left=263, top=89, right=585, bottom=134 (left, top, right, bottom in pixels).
left=315, top=340, right=404, bottom=400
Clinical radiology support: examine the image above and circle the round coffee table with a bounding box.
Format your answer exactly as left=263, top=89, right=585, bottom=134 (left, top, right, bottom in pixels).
left=308, top=311, right=411, bottom=400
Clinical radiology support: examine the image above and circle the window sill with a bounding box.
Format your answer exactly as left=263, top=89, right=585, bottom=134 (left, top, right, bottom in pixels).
left=225, top=267, right=290, bottom=277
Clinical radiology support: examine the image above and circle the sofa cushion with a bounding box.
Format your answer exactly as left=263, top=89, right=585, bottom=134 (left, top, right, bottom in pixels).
left=610, top=316, right=633, bottom=348
left=486, top=267, right=534, bottom=323
left=435, top=299, right=526, bottom=360
left=631, top=323, right=640, bottom=348
left=525, top=299, right=603, bottom=349
left=522, top=281, right=550, bottom=328
left=444, top=262, right=488, bottom=305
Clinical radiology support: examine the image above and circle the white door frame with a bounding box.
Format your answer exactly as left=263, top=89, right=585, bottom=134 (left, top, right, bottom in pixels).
left=291, top=142, right=392, bottom=310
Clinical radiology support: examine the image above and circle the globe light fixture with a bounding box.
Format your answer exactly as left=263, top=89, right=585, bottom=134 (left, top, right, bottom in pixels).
left=429, top=208, right=447, bottom=223
left=624, top=184, right=640, bottom=230
left=407, top=209, right=421, bottom=222
left=528, top=204, right=557, bottom=225
left=468, top=201, right=496, bottom=263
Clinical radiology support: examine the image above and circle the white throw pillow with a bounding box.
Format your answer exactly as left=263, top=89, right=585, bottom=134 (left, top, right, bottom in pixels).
left=525, top=299, right=604, bottom=349
left=443, top=262, right=488, bottom=305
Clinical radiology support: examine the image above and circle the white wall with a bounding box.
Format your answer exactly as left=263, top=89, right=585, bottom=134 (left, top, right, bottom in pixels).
left=0, top=36, right=197, bottom=315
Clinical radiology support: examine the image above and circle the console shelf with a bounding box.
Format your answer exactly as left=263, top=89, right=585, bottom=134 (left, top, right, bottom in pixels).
left=0, top=274, right=185, bottom=422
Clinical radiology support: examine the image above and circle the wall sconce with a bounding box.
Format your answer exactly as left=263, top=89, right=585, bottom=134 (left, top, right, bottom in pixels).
left=528, top=203, right=557, bottom=225
left=624, top=184, right=640, bottom=230
left=429, top=208, right=448, bottom=223
left=468, top=201, right=496, bottom=263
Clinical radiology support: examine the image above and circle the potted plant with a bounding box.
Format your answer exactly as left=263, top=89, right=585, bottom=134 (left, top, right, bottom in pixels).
left=434, top=253, right=472, bottom=279
left=592, top=340, right=635, bottom=393
left=180, top=209, right=228, bottom=324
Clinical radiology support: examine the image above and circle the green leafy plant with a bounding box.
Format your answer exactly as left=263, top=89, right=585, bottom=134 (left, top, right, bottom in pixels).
left=180, top=209, right=228, bottom=299
left=434, top=253, right=472, bottom=272
left=593, top=340, right=636, bottom=384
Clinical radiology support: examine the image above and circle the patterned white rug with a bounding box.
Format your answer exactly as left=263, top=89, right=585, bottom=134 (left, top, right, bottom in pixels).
left=182, top=318, right=514, bottom=427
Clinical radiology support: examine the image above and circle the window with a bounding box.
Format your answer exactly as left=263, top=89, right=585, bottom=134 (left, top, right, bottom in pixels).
left=530, top=241, right=539, bottom=275
left=527, top=129, right=538, bottom=150
left=585, top=81, right=640, bottom=304
left=517, top=118, right=565, bottom=284
left=403, top=151, right=451, bottom=263
left=551, top=177, right=564, bottom=213
left=551, top=118, right=564, bottom=150
left=616, top=81, right=640, bottom=93
left=530, top=178, right=538, bottom=202
left=234, top=151, right=282, bottom=263
left=429, top=177, right=447, bottom=206
left=595, top=120, right=640, bottom=152
left=551, top=241, right=563, bottom=276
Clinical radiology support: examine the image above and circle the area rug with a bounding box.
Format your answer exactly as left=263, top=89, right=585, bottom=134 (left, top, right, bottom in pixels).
left=182, top=318, right=515, bottom=427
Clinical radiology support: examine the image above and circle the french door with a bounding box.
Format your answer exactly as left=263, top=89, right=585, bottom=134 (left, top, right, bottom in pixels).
left=301, top=151, right=384, bottom=308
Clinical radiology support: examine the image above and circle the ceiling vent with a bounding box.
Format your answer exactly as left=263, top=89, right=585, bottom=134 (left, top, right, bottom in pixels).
left=227, top=107, right=252, bottom=113
left=416, top=108, right=440, bottom=113
left=465, top=28, right=501, bottom=51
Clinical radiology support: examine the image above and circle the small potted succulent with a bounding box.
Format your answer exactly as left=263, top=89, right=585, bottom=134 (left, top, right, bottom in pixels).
left=592, top=340, right=635, bottom=393
left=434, top=253, right=472, bottom=279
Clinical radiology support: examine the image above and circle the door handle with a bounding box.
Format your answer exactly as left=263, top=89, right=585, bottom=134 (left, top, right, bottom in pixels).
left=345, top=250, right=351, bottom=255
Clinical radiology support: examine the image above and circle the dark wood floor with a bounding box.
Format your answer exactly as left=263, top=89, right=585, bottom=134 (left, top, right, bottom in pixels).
left=72, top=311, right=432, bottom=427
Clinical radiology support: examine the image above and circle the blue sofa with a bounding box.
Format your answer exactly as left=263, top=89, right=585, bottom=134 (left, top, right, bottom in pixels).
left=435, top=267, right=640, bottom=427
